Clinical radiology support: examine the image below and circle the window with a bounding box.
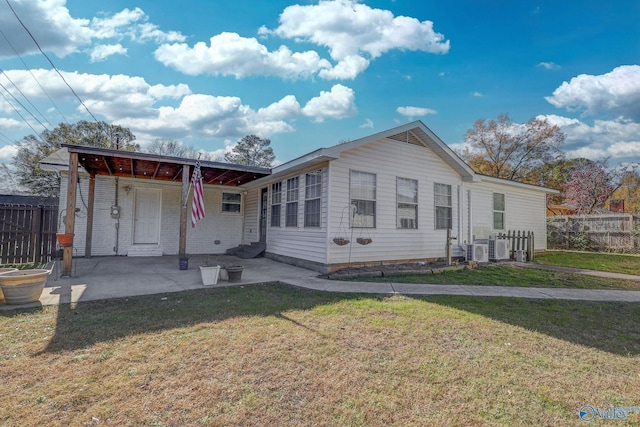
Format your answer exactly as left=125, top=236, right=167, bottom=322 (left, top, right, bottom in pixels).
left=304, top=170, right=322, bottom=227
left=434, top=183, right=452, bottom=229
left=397, top=177, right=418, bottom=229
left=493, top=193, right=505, bottom=230
left=271, top=182, right=281, bottom=227
left=221, top=192, right=241, bottom=213
left=285, top=177, right=299, bottom=227
left=350, top=171, right=376, bottom=228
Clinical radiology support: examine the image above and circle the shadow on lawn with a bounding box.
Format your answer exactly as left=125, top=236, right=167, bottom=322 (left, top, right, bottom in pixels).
left=2, top=284, right=638, bottom=356
left=9, top=283, right=363, bottom=354
left=425, top=295, right=640, bottom=356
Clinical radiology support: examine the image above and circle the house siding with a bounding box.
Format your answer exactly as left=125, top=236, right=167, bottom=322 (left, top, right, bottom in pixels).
left=327, top=138, right=464, bottom=266
left=59, top=174, right=245, bottom=256
left=245, top=165, right=329, bottom=266
left=466, top=180, right=548, bottom=250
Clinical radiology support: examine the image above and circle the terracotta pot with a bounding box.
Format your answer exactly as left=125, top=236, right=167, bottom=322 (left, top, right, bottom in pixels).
left=56, top=233, right=74, bottom=247
left=0, top=268, right=18, bottom=302
left=0, top=269, right=50, bottom=305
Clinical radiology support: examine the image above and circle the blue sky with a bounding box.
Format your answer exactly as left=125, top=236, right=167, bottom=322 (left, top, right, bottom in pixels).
left=0, top=0, right=639, bottom=166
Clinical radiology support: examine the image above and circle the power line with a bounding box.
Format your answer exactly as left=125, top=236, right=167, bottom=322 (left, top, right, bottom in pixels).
left=4, top=0, right=100, bottom=123
left=0, top=79, right=49, bottom=132
left=0, top=89, right=44, bottom=137
left=0, top=68, right=52, bottom=128
left=0, top=28, right=68, bottom=122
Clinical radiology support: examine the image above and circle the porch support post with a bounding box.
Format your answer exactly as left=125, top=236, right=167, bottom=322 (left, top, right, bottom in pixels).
left=62, top=152, right=78, bottom=276
left=85, top=171, right=96, bottom=258
left=178, top=163, right=190, bottom=265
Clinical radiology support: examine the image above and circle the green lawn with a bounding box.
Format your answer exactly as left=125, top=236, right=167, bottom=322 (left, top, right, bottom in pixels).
left=535, top=250, right=640, bottom=275
left=347, top=264, right=640, bottom=290
left=1, top=284, right=640, bottom=425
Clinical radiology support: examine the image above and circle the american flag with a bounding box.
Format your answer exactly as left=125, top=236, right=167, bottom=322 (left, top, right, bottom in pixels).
left=191, top=161, right=205, bottom=228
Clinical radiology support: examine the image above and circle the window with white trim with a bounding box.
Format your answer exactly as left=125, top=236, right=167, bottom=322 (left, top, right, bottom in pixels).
left=271, top=182, right=281, bottom=227
left=397, top=177, right=418, bottom=229
left=285, top=177, right=299, bottom=227
left=434, top=183, right=452, bottom=229
left=493, top=193, right=505, bottom=230
left=350, top=171, right=376, bottom=228
left=221, top=192, right=241, bottom=213
left=304, top=170, right=322, bottom=227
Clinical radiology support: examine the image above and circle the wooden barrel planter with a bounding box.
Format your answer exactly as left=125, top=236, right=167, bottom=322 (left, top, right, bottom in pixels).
left=0, top=269, right=51, bottom=305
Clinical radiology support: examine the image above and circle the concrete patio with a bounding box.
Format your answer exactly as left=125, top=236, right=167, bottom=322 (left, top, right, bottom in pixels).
left=2, top=255, right=640, bottom=310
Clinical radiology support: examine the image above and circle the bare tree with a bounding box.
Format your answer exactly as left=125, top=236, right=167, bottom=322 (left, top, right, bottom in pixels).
left=460, top=114, right=565, bottom=185
left=146, top=138, right=221, bottom=162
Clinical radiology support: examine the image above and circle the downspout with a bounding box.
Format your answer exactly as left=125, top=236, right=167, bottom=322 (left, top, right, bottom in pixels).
left=467, top=189, right=473, bottom=244
left=114, top=177, right=119, bottom=254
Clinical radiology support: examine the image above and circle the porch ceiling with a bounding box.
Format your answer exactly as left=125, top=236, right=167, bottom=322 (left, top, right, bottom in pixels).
left=63, top=144, right=271, bottom=186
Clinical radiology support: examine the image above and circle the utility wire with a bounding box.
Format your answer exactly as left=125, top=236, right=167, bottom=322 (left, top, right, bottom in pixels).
left=0, top=28, right=67, bottom=122
left=0, top=89, right=44, bottom=137
left=0, top=68, right=52, bottom=129
left=0, top=80, right=49, bottom=132
left=5, top=0, right=100, bottom=123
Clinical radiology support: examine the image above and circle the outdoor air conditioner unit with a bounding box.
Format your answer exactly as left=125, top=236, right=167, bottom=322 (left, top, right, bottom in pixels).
left=489, top=239, right=510, bottom=260
left=467, top=243, right=489, bottom=263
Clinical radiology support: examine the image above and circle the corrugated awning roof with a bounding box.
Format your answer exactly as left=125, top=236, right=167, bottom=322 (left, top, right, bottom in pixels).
left=59, top=144, right=271, bottom=186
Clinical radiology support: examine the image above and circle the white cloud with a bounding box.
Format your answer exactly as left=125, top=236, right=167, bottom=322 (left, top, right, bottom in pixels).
left=318, top=55, right=370, bottom=80
left=397, top=106, right=437, bottom=117
left=0, top=2, right=184, bottom=59
left=0, top=0, right=92, bottom=57
left=301, top=84, right=357, bottom=122
left=267, top=0, right=449, bottom=60
left=0, top=117, right=24, bottom=129
left=472, top=91, right=483, bottom=97
left=90, top=8, right=146, bottom=39
left=1, top=68, right=355, bottom=143
left=539, top=114, right=640, bottom=162
left=0, top=144, right=18, bottom=162
left=546, top=65, right=640, bottom=121
left=89, top=44, right=127, bottom=62
left=537, top=62, right=559, bottom=70
left=154, top=32, right=331, bottom=79
left=259, top=0, right=449, bottom=80
left=360, top=118, right=374, bottom=128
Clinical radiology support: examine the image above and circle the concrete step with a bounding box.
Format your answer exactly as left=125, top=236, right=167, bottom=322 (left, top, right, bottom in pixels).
left=226, top=242, right=266, bottom=259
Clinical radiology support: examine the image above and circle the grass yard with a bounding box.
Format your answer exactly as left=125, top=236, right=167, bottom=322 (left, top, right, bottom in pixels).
left=535, top=251, right=640, bottom=275
left=348, top=264, right=640, bottom=290
left=2, top=283, right=640, bottom=426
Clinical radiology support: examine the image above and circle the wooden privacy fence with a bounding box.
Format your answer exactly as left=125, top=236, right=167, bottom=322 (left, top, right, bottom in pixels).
left=547, top=214, right=640, bottom=253
left=0, top=205, right=58, bottom=265
left=496, top=230, right=535, bottom=261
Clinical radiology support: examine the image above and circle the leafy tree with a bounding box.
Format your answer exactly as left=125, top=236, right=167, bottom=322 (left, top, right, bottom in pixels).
left=609, top=170, right=640, bottom=213
left=460, top=114, right=565, bottom=185
left=563, top=158, right=633, bottom=214
left=146, top=138, right=221, bottom=161
left=13, top=121, right=138, bottom=197
left=224, top=135, right=275, bottom=167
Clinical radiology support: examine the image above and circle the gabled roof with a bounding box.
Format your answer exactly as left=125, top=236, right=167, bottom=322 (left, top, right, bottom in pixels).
left=272, top=120, right=479, bottom=182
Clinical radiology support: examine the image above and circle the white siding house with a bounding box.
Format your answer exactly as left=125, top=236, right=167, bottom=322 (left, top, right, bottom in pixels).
left=44, top=121, right=557, bottom=273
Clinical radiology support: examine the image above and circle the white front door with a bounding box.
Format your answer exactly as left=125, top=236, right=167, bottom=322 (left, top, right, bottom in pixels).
left=133, top=188, right=161, bottom=244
